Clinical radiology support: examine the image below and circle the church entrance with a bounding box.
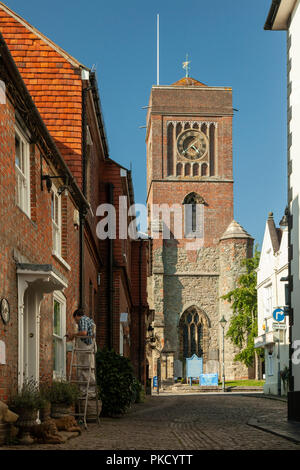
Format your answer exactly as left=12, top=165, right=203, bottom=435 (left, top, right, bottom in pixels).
left=179, top=306, right=205, bottom=378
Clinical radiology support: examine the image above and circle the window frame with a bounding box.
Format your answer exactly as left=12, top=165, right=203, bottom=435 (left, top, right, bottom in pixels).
left=51, top=185, right=62, bottom=257
left=53, top=292, right=66, bottom=379
left=15, top=124, right=31, bottom=217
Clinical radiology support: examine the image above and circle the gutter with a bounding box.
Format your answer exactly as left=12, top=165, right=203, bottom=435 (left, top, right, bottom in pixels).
left=90, top=71, right=109, bottom=158
left=264, top=0, right=282, bottom=30
left=108, top=183, right=114, bottom=349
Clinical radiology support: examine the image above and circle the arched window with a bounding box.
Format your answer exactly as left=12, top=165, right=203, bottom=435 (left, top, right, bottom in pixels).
left=179, top=307, right=206, bottom=360
left=176, top=122, right=182, bottom=137
left=184, top=163, right=191, bottom=176
left=176, top=163, right=183, bottom=176
left=201, top=123, right=207, bottom=135
left=209, top=124, right=215, bottom=176
left=167, top=123, right=173, bottom=176
left=201, top=163, right=208, bottom=176
left=193, top=163, right=199, bottom=176
left=183, top=192, right=205, bottom=236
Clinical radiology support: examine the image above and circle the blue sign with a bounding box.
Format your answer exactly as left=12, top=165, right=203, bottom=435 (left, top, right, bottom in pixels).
left=200, top=373, right=218, bottom=386
left=273, top=308, right=285, bottom=322
left=186, top=354, right=203, bottom=379
left=153, top=376, right=158, bottom=388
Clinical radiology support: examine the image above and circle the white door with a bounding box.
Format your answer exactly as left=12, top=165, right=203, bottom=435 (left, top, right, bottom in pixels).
left=22, top=288, right=39, bottom=384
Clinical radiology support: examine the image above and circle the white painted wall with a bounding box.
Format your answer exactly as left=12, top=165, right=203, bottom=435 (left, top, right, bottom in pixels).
left=289, top=0, right=300, bottom=392
left=256, top=220, right=288, bottom=395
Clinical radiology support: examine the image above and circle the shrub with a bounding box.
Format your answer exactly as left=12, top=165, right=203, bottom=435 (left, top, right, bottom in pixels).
left=96, top=348, right=138, bottom=416
left=8, top=379, right=43, bottom=412
left=132, top=378, right=145, bottom=403
left=40, top=380, right=79, bottom=406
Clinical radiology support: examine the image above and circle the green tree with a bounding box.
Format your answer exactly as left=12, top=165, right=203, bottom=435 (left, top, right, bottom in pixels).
left=222, top=247, right=263, bottom=367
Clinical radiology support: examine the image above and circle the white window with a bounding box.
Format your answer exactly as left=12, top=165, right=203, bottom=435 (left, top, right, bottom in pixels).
left=53, top=294, right=66, bottom=379
left=264, top=285, right=272, bottom=317
left=267, top=352, right=274, bottom=376
left=51, top=187, right=61, bottom=256
left=15, top=126, right=30, bottom=217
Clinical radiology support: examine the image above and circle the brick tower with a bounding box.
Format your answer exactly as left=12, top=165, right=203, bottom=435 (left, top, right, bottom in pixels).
left=146, top=76, right=254, bottom=383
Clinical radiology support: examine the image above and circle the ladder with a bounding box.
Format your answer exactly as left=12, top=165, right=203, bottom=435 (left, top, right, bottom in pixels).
left=68, top=333, right=100, bottom=429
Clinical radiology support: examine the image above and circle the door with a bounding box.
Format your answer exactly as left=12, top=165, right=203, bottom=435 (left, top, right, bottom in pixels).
left=22, top=288, right=39, bottom=384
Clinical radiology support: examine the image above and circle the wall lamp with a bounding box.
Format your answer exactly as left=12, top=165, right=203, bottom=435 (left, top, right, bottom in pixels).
left=41, top=170, right=70, bottom=195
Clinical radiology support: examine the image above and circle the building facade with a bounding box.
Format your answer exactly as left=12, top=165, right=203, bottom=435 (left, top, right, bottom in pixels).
left=0, top=32, right=88, bottom=400
left=254, top=212, right=289, bottom=396
left=146, top=77, right=254, bottom=384
left=0, top=2, right=150, bottom=398
left=264, top=0, right=300, bottom=420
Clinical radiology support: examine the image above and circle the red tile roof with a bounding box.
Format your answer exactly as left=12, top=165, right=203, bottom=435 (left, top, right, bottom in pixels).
left=0, top=2, right=87, bottom=185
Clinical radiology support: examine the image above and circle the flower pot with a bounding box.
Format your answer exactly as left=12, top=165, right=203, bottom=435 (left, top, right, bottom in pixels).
left=39, top=402, right=51, bottom=422
left=14, top=408, right=38, bottom=445
left=0, top=423, right=9, bottom=445
left=51, top=403, right=72, bottom=418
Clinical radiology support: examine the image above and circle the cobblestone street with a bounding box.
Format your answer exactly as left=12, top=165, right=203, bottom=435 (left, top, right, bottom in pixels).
left=2, top=394, right=300, bottom=451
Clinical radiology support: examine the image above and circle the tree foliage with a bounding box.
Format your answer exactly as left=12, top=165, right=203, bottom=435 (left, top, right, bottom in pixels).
left=222, top=247, right=263, bottom=367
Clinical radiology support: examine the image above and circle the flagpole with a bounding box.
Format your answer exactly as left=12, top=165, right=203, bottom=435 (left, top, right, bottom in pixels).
left=157, top=14, right=159, bottom=85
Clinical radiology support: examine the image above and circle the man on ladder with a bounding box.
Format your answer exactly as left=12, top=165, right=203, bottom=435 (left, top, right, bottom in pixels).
left=67, top=308, right=99, bottom=427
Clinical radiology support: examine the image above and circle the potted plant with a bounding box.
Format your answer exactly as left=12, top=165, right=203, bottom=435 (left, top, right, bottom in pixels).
left=41, top=380, right=79, bottom=418
left=8, top=379, right=42, bottom=444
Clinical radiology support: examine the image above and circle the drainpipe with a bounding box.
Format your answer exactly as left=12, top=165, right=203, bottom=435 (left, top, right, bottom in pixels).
left=138, top=238, right=143, bottom=383
left=287, top=205, right=294, bottom=396
left=79, top=212, right=86, bottom=309
left=79, top=86, right=91, bottom=310
left=108, top=183, right=114, bottom=349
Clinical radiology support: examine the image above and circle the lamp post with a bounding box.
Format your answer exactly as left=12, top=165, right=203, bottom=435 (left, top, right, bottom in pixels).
left=220, top=315, right=227, bottom=392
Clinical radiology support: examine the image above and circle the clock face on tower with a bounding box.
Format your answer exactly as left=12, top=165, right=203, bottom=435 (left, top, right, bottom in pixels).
left=177, top=129, right=208, bottom=160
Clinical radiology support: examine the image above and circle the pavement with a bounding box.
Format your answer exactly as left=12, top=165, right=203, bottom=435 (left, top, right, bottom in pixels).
left=246, top=394, right=300, bottom=444
left=1, top=393, right=300, bottom=450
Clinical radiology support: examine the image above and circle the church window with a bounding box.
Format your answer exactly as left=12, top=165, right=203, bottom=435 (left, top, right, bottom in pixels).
left=179, top=307, right=205, bottom=360
left=167, top=123, right=174, bottom=176
left=193, top=163, right=199, bottom=176
left=201, top=163, right=208, bottom=176
left=183, top=192, right=205, bottom=237
left=184, top=163, right=191, bottom=176
left=176, top=163, right=183, bottom=176
left=209, top=124, right=215, bottom=176
left=201, top=123, right=207, bottom=135
left=176, top=122, right=182, bottom=137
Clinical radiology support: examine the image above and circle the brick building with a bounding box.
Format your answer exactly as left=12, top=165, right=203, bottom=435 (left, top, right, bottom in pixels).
left=0, top=2, right=150, bottom=397
left=0, top=31, right=88, bottom=400
left=98, top=158, right=150, bottom=383
left=146, top=77, right=254, bottom=383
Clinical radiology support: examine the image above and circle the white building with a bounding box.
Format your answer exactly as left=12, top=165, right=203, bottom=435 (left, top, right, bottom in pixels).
left=255, top=212, right=289, bottom=396
left=265, top=0, right=300, bottom=419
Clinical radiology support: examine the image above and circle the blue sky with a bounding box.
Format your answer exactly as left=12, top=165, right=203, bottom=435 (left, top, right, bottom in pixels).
left=4, top=0, right=287, bottom=247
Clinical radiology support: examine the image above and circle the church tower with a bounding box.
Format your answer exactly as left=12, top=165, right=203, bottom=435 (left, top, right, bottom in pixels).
left=146, top=76, right=253, bottom=383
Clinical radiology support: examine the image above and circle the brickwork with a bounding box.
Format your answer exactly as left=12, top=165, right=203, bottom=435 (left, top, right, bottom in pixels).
left=0, top=49, right=81, bottom=400
left=146, top=80, right=253, bottom=381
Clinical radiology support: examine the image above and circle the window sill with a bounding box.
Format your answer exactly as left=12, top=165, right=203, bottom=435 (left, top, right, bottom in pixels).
left=52, top=252, right=71, bottom=271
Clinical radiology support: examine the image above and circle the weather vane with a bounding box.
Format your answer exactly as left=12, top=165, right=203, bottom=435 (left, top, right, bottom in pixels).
left=182, top=54, right=191, bottom=78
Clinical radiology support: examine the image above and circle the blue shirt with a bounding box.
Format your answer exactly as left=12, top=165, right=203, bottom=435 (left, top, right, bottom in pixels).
left=78, top=315, right=95, bottom=345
